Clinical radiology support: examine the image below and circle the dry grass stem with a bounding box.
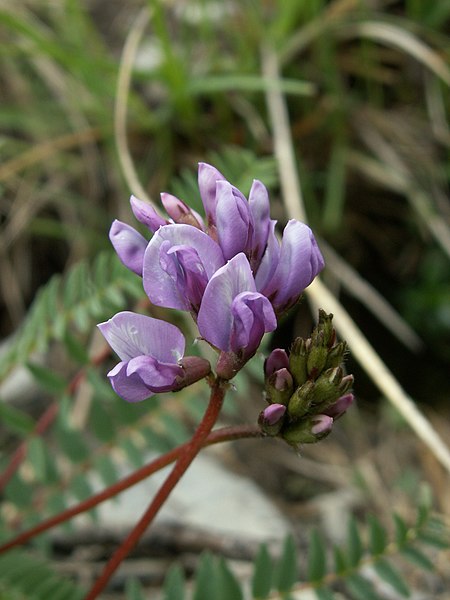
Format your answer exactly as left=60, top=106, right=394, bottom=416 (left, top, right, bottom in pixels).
left=262, top=44, right=450, bottom=476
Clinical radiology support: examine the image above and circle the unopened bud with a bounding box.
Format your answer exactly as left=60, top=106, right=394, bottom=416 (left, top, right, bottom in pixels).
left=324, top=393, right=354, bottom=420
left=317, top=310, right=335, bottom=348
left=258, top=403, right=286, bottom=436
left=288, top=380, right=315, bottom=418
left=324, top=341, right=347, bottom=370
left=176, top=356, right=211, bottom=389
left=306, top=336, right=328, bottom=379
left=339, top=374, right=354, bottom=395
left=311, top=367, right=343, bottom=407
left=160, top=193, right=204, bottom=229
left=266, top=368, right=294, bottom=405
left=265, top=349, right=289, bottom=377
left=282, top=414, right=333, bottom=445
left=289, top=338, right=308, bottom=386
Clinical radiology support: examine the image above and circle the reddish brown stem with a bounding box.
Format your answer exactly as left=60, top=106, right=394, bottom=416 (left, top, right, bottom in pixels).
left=0, top=424, right=260, bottom=554
left=84, top=379, right=227, bottom=600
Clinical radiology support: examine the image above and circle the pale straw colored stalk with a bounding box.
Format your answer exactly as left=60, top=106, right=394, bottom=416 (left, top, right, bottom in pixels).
left=262, top=44, right=450, bottom=475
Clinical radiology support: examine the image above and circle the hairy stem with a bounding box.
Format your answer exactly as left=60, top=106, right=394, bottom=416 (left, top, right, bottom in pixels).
left=0, top=424, right=260, bottom=554
left=84, top=379, right=228, bottom=599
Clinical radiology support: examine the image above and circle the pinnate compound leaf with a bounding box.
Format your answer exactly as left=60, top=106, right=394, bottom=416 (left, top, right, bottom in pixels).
left=252, top=543, right=273, bottom=599
left=347, top=516, right=363, bottom=567
left=193, top=552, right=218, bottom=600
left=28, top=436, right=47, bottom=482
left=307, top=529, right=327, bottom=582
left=125, top=577, right=146, bottom=600
left=345, top=573, right=382, bottom=600
left=163, top=563, right=185, bottom=600
left=0, top=401, right=34, bottom=436
left=400, top=546, right=434, bottom=571
left=393, top=513, right=409, bottom=546
left=62, top=330, right=89, bottom=364
left=217, top=558, right=243, bottom=600
left=315, top=586, right=336, bottom=600
left=26, top=362, right=66, bottom=393
left=95, top=454, right=118, bottom=487
left=274, top=534, right=298, bottom=593
left=333, top=545, right=347, bottom=574
left=0, top=549, right=84, bottom=600
left=368, top=514, right=387, bottom=555
left=374, top=559, right=410, bottom=597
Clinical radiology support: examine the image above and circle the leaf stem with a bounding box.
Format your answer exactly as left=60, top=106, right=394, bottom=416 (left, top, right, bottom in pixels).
left=0, top=423, right=260, bottom=554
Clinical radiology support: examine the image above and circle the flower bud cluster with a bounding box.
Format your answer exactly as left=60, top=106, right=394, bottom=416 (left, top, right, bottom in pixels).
left=259, top=311, right=354, bottom=445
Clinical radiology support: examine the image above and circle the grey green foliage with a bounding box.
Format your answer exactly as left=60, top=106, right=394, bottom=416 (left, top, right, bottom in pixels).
left=0, top=550, right=85, bottom=600
left=159, top=503, right=449, bottom=600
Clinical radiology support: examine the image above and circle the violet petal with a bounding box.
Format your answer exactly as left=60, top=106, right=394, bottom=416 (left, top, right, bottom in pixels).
left=248, top=179, right=271, bottom=269
left=265, top=348, right=290, bottom=377
left=98, top=311, right=185, bottom=363
left=198, top=162, right=226, bottom=225
left=197, top=253, right=276, bottom=353
left=130, top=195, right=168, bottom=232
left=107, top=361, right=154, bottom=403
left=215, top=181, right=252, bottom=260
left=127, top=355, right=182, bottom=391
left=261, top=220, right=325, bottom=312
left=143, top=224, right=225, bottom=311
left=109, top=220, right=148, bottom=276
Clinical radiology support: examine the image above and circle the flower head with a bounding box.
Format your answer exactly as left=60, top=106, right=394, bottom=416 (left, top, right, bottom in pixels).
left=98, top=311, right=210, bottom=402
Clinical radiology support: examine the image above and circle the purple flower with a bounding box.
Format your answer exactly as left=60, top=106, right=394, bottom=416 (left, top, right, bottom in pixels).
left=130, top=195, right=169, bottom=233
left=98, top=311, right=186, bottom=402
left=256, top=220, right=325, bottom=314
left=197, top=253, right=276, bottom=358
left=143, top=224, right=225, bottom=313
left=160, top=193, right=205, bottom=230
left=109, top=220, right=148, bottom=276
left=198, top=162, right=227, bottom=226
left=215, top=181, right=253, bottom=260
left=264, top=348, right=290, bottom=377
left=323, top=393, right=354, bottom=420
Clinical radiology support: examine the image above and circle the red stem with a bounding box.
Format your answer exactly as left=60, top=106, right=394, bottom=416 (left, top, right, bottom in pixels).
left=84, top=379, right=227, bottom=600
left=0, top=424, right=260, bottom=554
left=85, top=380, right=228, bottom=600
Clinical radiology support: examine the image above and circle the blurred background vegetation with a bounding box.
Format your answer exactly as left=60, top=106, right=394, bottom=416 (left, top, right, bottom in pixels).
left=0, top=0, right=449, bottom=597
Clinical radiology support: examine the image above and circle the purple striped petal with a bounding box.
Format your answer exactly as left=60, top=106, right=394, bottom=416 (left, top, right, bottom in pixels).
left=261, top=220, right=324, bottom=313
left=198, top=162, right=226, bottom=226
left=98, top=311, right=185, bottom=363
left=109, top=220, right=148, bottom=276
left=215, top=181, right=252, bottom=260
left=230, top=292, right=276, bottom=354
left=143, top=224, right=225, bottom=311
left=248, top=179, right=271, bottom=269
left=127, top=355, right=182, bottom=391
left=107, top=362, right=155, bottom=403
left=130, top=195, right=168, bottom=232
left=197, top=253, right=276, bottom=354
left=254, top=220, right=280, bottom=291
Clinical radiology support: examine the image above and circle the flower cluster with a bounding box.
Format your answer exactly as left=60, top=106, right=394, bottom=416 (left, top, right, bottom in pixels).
left=259, top=310, right=354, bottom=445
left=99, top=163, right=324, bottom=401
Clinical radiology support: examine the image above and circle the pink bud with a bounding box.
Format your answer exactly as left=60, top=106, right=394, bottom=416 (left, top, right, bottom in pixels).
left=265, top=348, right=289, bottom=377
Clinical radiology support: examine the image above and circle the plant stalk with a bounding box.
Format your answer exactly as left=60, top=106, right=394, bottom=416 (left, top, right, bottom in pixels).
left=84, top=378, right=227, bottom=600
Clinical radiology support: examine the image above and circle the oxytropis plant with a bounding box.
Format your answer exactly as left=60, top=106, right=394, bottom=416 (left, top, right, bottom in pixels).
left=93, top=163, right=353, bottom=597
